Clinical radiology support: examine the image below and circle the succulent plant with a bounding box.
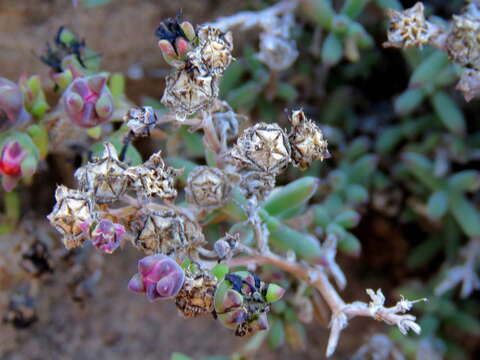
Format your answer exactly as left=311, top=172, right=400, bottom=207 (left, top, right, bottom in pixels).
left=214, top=271, right=285, bottom=336
left=62, top=74, right=114, bottom=128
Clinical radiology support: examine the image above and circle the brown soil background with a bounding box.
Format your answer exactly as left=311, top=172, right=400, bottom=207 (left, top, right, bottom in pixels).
left=0, top=1, right=412, bottom=359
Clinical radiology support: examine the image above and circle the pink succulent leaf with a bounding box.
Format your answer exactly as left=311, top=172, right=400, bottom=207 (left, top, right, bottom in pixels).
left=127, top=273, right=145, bottom=293
left=62, top=75, right=113, bottom=128
left=130, top=254, right=185, bottom=301
left=0, top=77, right=31, bottom=132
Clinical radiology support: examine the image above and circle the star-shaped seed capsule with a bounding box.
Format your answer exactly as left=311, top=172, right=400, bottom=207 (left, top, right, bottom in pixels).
left=230, top=123, right=291, bottom=175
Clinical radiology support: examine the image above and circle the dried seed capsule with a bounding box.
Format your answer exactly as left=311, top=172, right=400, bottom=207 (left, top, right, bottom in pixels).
left=179, top=207, right=206, bottom=248
left=175, top=269, right=217, bottom=318
left=47, top=185, right=96, bottom=249
left=75, top=142, right=129, bottom=204
left=214, top=271, right=285, bottom=337
left=128, top=206, right=204, bottom=255
left=288, top=110, right=329, bottom=170
left=445, top=3, right=480, bottom=71
left=125, top=151, right=180, bottom=201
left=128, top=254, right=185, bottom=301
left=456, top=69, right=480, bottom=102
left=384, top=2, right=432, bottom=48
left=161, top=68, right=218, bottom=120
left=129, top=208, right=187, bottom=255
left=230, top=123, right=291, bottom=175
left=190, top=25, right=233, bottom=76
left=124, top=106, right=158, bottom=137
left=186, top=166, right=231, bottom=210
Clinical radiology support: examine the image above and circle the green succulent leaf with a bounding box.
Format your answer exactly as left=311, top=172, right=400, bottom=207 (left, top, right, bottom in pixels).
left=449, top=194, right=480, bottom=237
left=341, top=0, right=370, bottom=19
left=263, top=177, right=319, bottom=217
left=426, top=190, right=449, bottom=220
left=322, top=33, right=343, bottom=66
left=268, top=316, right=285, bottom=349
left=431, top=91, right=466, bottom=136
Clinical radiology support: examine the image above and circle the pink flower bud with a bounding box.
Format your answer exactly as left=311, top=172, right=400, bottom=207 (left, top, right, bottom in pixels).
left=62, top=75, right=114, bottom=128
left=0, top=77, right=31, bottom=133
left=128, top=254, right=185, bottom=301
left=0, top=142, right=29, bottom=192
left=89, top=219, right=125, bottom=254
left=155, top=17, right=196, bottom=69
left=0, top=141, right=26, bottom=177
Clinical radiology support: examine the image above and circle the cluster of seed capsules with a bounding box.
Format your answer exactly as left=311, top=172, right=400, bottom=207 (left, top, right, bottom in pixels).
left=46, top=104, right=328, bottom=336
left=156, top=16, right=233, bottom=120
left=384, top=1, right=480, bottom=101
left=47, top=18, right=329, bottom=337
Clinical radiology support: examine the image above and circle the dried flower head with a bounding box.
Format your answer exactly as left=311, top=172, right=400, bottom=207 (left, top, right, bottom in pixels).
left=384, top=2, right=432, bottom=48
left=0, top=77, right=31, bottom=133
left=47, top=185, right=96, bottom=249
left=214, top=271, right=285, bottom=336
left=129, top=207, right=187, bottom=255
left=124, top=106, right=158, bottom=137
left=128, top=254, right=185, bottom=301
left=125, top=151, right=180, bottom=201
left=186, top=166, right=231, bottom=210
left=230, top=122, right=291, bottom=174
left=161, top=68, right=218, bottom=120
left=445, top=2, right=480, bottom=71
left=456, top=68, right=480, bottom=101
left=128, top=206, right=204, bottom=255
left=75, top=142, right=129, bottom=204
left=175, top=269, right=217, bottom=318
left=288, top=109, right=329, bottom=170
left=190, top=25, right=233, bottom=76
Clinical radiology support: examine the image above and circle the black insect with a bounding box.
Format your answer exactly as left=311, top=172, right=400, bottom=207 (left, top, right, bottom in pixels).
left=40, top=26, right=88, bottom=73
